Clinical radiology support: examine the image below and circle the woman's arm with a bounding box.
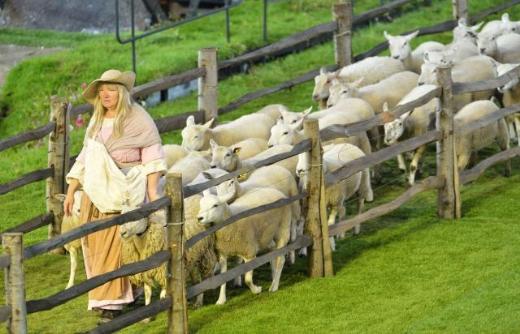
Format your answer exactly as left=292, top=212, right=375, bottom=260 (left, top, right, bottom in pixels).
left=64, top=179, right=80, bottom=216
left=147, top=172, right=161, bottom=201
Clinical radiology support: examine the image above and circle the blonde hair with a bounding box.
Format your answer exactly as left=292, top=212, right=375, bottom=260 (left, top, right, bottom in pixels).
left=87, top=83, right=133, bottom=139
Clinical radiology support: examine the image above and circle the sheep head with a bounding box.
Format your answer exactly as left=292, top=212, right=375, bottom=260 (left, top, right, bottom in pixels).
left=312, top=67, right=336, bottom=102
left=181, top=115, right=214, bottom=151
left=384, top=30, right=418, bottom=61
left=209, top=139, right=240, bottom=172
left=197, top=192, right=231, bottom=225
left=215, top=178, right=240, bottom=204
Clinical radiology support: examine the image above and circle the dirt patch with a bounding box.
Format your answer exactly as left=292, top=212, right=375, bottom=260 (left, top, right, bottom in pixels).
left=0, top=44, right=62, bottom=86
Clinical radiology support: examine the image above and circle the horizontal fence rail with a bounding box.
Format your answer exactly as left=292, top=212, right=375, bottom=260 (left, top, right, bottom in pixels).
left=187, top=192, right=307, bottom=248
left=329, top=176, right=444, bottom=237
left=188, top=235, right=312, bottom=298
left=0, top=122, right=55, bottom=153
left=0, top=213, right=54, bottom=236
left=454, top=104, right=520, bottom=135
left=183, top=139, right=311, bottom=197
left=23, top=197, right=170, bottom=260
left=26, top=250, right=170, bottom=314
left=0, top=167, right=54, bottom=196
left=91, top=297, right=171, bottom=334
left=460, top=146, right=520, bottom=185
left=453, top=65, right=520, bottom=95
left=325, top=130, right=442, bottom=186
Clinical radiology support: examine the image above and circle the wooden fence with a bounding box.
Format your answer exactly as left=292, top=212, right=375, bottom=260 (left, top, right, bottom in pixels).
left=1, top=0, right=520, bottom=332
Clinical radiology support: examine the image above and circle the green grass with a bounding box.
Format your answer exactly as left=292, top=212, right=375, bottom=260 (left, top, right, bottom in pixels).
left=1, top=0, right=520, bottom=333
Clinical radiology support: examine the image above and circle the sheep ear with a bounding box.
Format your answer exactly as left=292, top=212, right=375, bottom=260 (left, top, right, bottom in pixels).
left=502, top=13, right=510, bottom=22
left=458, top=17, right=467, bottom=27
left=302, top=106, right=312, bottom=116
left=201, top=171, right=214, bottom=180
left=186, top=115, right=195, bottom=127
left=471, top=21, right=484, bottom=32
left=383, top=30, right=391, bottom=40
left=291, top=117, right=305, bottom=131
left=232, top=146, right=242, bottom=154
left=202, top=189, right=212, bottom=197
left=217, top=192, right=233, bottom=204
left=54, top=193, right=66, bottom=202
left=352, top=77, right=364, bottom=87
left=320, top=67, right=328, bottom=75
left=209, top=139, right=219, bottom=150
left=276, top=117, right=284, bottom=125
left=203, top=118, right=215, bottom=129
left=279, top=109, right=289, bottom=121
left=406, top=30, right=419, bottom=41
left=382, top=102, right=389, bottom=112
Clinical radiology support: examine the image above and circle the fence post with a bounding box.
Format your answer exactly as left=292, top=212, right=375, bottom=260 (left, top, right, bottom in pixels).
left=333, top=1, right=353, bottom=68
left=303, top=119, right=333, bottom=277
left=452, top=0, right=469, bottom=22
left=46, top=97, right=70, bottom=245
left=165, top=172, right=188, bottom=334
left=2, top=233, right=28, bottom=334
left=198, top=47, right=218, bottom=124
left=436, top=66, right=461, bottom=219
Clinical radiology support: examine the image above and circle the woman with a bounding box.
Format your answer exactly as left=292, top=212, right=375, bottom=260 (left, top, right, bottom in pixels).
left=64, top=69, right=167, bottom=322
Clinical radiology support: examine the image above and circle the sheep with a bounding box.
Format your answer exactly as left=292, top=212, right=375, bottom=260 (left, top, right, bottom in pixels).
left=480, top=13, right=519, bottom=38
left=326, top=71, right=419, bottom=113
left=383, top=85, right=440, bottom=185
left=228, top=138, right=268, bottom=160
left=120, top=195, right=218, bottom=310
left=196, top=187, right=292, bottom=305
left=181, top=113, right=274, bottom=151
left=163, top=144, right=188, bottom=169
left=297, top=143, right=373, bottom=250
left=120, top=209, right=168, bottom=316
left=384, top=30, right=445, bottom=73
left=257, top=104, right=289, bottom=122
left=312, top=56, right=405, bottom=108
left=478, top=32, right=520, bottom=63
left=168, top=151, right=211, bottom=186
left=454, top=100, right=510, bottom=171
left=211, top=165, right=302, bottom=264
left=453, top=18, right=483, bottom=43
left=210, top=140, right=299, bottom=176
left=497, top=63, right=520, bottom=145
left=418, top=55, right=497, bottom=111
left=56, top=191, right=83, bottom=289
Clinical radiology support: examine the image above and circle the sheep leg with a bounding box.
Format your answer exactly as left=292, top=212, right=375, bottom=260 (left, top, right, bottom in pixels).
left=216, top=256, right=228, bottom=305
left=457, top=153, right=470, bottom=172
left=139, top=284, right=154, bottom=323
left=65, top=246, right=78, bottom=289
left=355, top=196, right=365, bottom=235
left=189, top=269, right=204, bottom=308
left=233, top=258, right=243, bottom=287
left=397, top=154, right=407, bottom=172
left=514, top=115, right=520, bottom=147
left=242, top=257, right=262, bottom=295
left=498, top=119, right=512, bottom=177
left=269, top=255, right=286, bottom=293
left=408, top=145, right=427, bottom=186
left=328, top=208, right=338, bottom=251
left=287, top=217, right=297, bottom=265
left=297, top=218, right=307, bottom=257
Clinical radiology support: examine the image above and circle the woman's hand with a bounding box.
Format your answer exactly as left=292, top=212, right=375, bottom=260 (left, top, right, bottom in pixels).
left=64, top=193, right=74, bottom=217
left=147, top=172, right=161, bottom=202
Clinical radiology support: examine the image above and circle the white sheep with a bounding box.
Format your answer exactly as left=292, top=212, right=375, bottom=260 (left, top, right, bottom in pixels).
left=478, top=32, right=520, bottom=63
left=297, top=143, right=373, bottom=250
left=163, top=144, right=188, bottom=169
left=384, top=30, right=445, bottom=73
left=56, top=191, right=83, bottom=289
left=197, top=187, right=292, bottom=305
left=383, top=85, right=440, bottom=185
left=212, top=165, right=302, bottom=264
left=312, top=56, right=405, bottom=108
left=210, top=140, right=299, bottom=176
left=181, top=114, right=274, bottom=151
left=257, top=104, right=289, bottom=122
left=326, top=71, right=419, bottom=113
left=454, top=100, right=510, bottom=171
left=168, top=151, right=211, bottom=186
left=480, top=13, right=519, bottom=38
left=418, top=55, right=497, bottom=111
left=497, top=63, right=520, bottom=145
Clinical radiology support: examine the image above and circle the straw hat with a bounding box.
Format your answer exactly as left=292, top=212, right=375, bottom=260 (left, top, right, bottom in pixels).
left=82, top=69, right=136, bottom=103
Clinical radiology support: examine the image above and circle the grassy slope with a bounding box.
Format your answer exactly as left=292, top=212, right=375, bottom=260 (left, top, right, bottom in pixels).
left=0, top=0, right=519, bottom=333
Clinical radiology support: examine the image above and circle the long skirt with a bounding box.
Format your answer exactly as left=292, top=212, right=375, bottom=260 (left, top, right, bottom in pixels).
left=79, top=194, right=134, bottom=310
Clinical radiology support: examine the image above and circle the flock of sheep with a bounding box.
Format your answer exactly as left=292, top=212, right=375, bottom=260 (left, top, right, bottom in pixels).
left=60, top=12, right=520, bottom=314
